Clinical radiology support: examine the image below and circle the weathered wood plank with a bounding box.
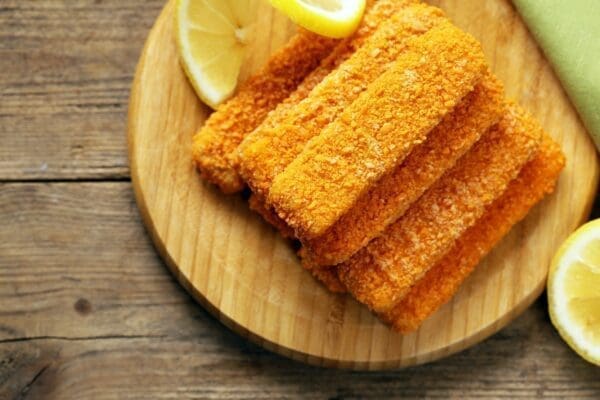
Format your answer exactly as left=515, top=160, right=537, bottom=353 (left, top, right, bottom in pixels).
left=1, top=304, right=599, bottom=399
left=0, top=182, right=599, bottom=399
left=0, top=182, right=204, bottom=340
left=0, top=0, right=164, bottom=180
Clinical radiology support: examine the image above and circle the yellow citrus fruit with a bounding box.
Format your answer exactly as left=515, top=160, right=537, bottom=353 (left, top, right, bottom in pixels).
left=175, top=0, right=256, bottom=109
left=268, top=0, right=366, bottom=38
left=548, top=218, right=600, bottom=366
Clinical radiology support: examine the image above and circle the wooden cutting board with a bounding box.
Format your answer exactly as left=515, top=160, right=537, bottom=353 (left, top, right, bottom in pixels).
left=128, top=0, right=599, bottom=369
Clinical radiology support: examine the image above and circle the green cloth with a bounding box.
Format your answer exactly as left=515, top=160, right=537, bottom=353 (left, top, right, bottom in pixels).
left=513, top=0, right=600, bottom=151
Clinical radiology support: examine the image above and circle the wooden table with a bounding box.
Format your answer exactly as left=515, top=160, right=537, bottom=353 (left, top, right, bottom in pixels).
left=1, top=1, right=598, bottom=398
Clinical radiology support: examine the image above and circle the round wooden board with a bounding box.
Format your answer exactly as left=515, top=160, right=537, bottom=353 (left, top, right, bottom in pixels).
left=128, top=0, right=599, bottom=369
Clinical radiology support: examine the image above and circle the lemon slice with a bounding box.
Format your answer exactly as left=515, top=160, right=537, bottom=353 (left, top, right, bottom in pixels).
left=548, top=218, right=600, bottom=366
left=175, top=0, right=255, bottom=109
left=268, top=0, right=366, bottom=38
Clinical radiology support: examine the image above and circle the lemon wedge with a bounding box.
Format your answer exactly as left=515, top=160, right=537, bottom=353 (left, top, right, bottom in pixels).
left=175, top=0, right=255, bottom=109
left=268, top=0, right=366, bottom=38
left=548, top=218, right=600, bottom=366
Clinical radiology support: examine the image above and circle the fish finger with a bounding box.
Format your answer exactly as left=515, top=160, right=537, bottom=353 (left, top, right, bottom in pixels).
left=237, top=2, right=446, bottom=197
left=302, top=73, right=505, bottom=267
left=235, top=0, right=417, bottom=154
left=338, top=104, right=542, bottom=313
left=382, top=134, right=565, bottom=332
left=192, top=30, right=339, bottom=193
left=192, top=0, right=408, bottom=193
left=268, top=22, right=487, bottom=239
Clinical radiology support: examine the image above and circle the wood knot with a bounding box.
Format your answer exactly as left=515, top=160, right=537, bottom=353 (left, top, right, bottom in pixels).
left=74, top=298, right=92, bottom=316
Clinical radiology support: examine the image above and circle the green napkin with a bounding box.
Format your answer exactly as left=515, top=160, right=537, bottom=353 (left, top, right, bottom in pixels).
left=513, top=0, right=600, bottom=151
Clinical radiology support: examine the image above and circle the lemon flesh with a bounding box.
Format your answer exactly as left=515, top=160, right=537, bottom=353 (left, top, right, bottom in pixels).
left=548, top=218, right=600, bottom=366
left=269, top=0, right=366, bottom=38
left=176, top=0, right=255, bottom=109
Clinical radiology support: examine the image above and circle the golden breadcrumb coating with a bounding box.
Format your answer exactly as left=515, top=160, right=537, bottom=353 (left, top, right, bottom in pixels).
left=243, top=0, right=420, bottom=239
left=268, top=22, right=487, bottom=239
left=338, top=104, right=543, bottom=314
left=237, top=2, right=445, bottom=197
left=191, top=31, right=339, bottom=193
left=302, top=73, right=505, bottom=267
left=235, top=0, right=417, bottom=161
left=383, top=134, right=565, bottom=332
left=192, top=0, right=405, bottom=194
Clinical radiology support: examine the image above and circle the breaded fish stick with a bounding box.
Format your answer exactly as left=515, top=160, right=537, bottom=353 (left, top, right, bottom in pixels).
left=268, top=22, right=487, bottom=239
left=192, top=0, right=407, bottom=193
left=383, top=135, right=565, bottom=332
left=338, top=105, right=542, bottom=314
left=236, top=0, right=417, bottom=146
left=192, top=30, right=339, bottom=193
left=237, top=2, right=446, bottom=197
left=302, top=73, right=505, bottom=267
left=244, top=0, right=421, bottom=231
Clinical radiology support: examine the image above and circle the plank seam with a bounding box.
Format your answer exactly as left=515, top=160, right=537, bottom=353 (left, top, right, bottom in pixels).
left=0, top=334, right=166, bottom=344
left=0, top=177, right=131, bottom=184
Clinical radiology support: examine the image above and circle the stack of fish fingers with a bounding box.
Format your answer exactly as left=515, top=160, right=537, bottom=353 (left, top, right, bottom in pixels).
left=191, top=0, right=565, bottom=333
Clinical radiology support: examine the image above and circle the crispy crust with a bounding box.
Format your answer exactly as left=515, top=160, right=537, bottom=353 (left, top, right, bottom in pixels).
left=191, top=30, right=338, bottom=193
left=244, top=0, right=421, bottom=241
left=192, top=0, right=410, bottom=194
left=302, top=73, right=505, bottom=267
left=337, top=104, right=543, bottom=313
left=235, top=0, right=418, bottom=158
left=382, top=134, right=565, bottom=332
left=268, top=22, right=487, bottom=239
left=237, top=2, right=445, bottom=197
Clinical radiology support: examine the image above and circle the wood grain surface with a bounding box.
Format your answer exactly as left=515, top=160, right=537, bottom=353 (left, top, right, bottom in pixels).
left=129, top=0, right=598, bottom=369
left=1, top=0, right=599, bottom=398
